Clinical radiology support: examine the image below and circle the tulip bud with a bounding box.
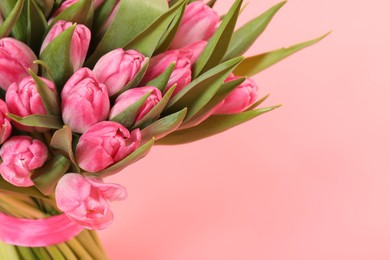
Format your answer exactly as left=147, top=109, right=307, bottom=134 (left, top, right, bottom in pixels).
left=142, top=41, right=206, bottom=96
left=214, top=74, right=259, bottom=114
left=0, top=100, right=12, bottom=144
left=169, top=1, right=219, bottom=49
left=0, top=136, right=48, bottom=187
left=61, top=68, right=110, bottom=133
left=51, top=0, right=104, bottom=19
left=93, top=48, right=146, bottom=96
left=41, top=20, right=91, bottom=71
left=75, top=121, right=141, bottom=172
left=55, top=173, right=127, bottom=229
left=109, top=86, right=162, bottom=123
left=0, top=38, right=38, bottom=90
left=6, top=76, right=57, bottom=132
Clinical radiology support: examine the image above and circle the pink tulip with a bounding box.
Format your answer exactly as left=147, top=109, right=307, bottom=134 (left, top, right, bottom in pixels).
left=93, top=48, right=146, bottom=96
left=62, top=68, right=110, bottom=133
left=75, top=121, right=141, bottom=172
left=214, top=74, right=259, bottom=114
left=0, top=136, right=48, bottom=187
left=0, top=38, right=38, bottom=90
left=142, top=41, right=206, bottom=96
left=55, top=173, right=127, bottom=229
left=51, top=0, right=104, bottom=19
left=169, top=1, right=219, bottom=49
left=0, top=100, right=12, bottom=144
left=109, top=86, right=162, bottom=123
left=41, top=20, right=91, bottom=71
left=6, top=76, right=57, bottom=132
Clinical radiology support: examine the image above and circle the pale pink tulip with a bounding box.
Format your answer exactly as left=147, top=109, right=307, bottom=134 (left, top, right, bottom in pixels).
left=109, top=86, right=162, bottom=123
left=170, top=1, right=219, bottom=49
left=75, top=121, right=141, bottom=172
left=6, top=76, right=57, bottom=132
left=41, top=20, right=91, bottom=71
left=0, top=38, right=38, bottom=90
left=0, top=100, right=12, bottom=144
left=0, top=136, right=48, bottom=187
left=214, top=74, right=259, bottom=114
left=61, top=68, right=110, bottom=133
left=93, top=48, right=146, bottom=96
left=55, top=173, right=127, bottom=229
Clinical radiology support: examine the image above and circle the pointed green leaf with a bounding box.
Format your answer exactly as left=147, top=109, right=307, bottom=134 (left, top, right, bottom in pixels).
left=91, top=0, right=116, bottom=41
left=90, top=138, right=155, bottom=178
left=207, top=0, right=217, bottom=8
left=0, top=0, right=25, bottom=38
left=245, top=94, right=271, bottom=111
left=7, top=113, right=63, bottom=129
left=234, top=33, right=330, bottom=76
left=0, top=176, right=47, bottom=199
left=157, top=105, right=281, bottom=145
left=34, top=0, right=54, bottom=17
left=32, top=154, right=70, bottom=195
left=50, top=126, right=80, bottom=172
left=27, top=0, right=48, bottom=54
left=49, top=0, right=93, bottom=29
left=224, top=1, right=286, bottom=60
left=145, top=62, right=175, bottom=92
left=193, top=0, right=243, bottom=77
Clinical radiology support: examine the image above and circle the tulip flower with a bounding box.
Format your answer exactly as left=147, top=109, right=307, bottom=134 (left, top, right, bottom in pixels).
left=93, top=48, right=146, bottom=96
left=0, top=38, right=38, bottom=90
left=62, top=68, right=110, bottom=133
left=214, top=74, right=259, bottom=114
left=0, top=100, right=12, bottom=144
left=55, top=173, right=127, bottom=229
left=41, top=20, right=91, bottom=71
left=109, top=86, right=162, bottom=123
left=169, top=1, right=219, bottom=49
left=75, top=121, right=141, bottom=172
left=142, top=41, right=207, bottom=96
left=0, top=136, right=48, bottom=187
left=51, top=0, right=105, bottom=19
left=6, top=76, right=57, bottom=132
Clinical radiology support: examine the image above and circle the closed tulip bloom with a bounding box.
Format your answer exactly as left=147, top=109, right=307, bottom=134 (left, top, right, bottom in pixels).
left=93, top=48, right=146, bottom=96
left=55, top=173, right=127, bottom=229
left=41, top=20, right=91, bottom=71
left=0, top=100, right=12, bottom=144
left=170, top=1, right=219, bottom=49
left=109, top=86, right=162, bottom=123
left=6, top=76, right=57, bottom=132
left=62, top=68, right=110, bottom=133
left=51, top=0, right=104, bottom=19
left=0, top=136, right=48, bottom=187
left=75, top=121, right=141, bottom=172
left=0, top=38, right=38, bottom=90
left=214, top=74, right=259, bottom=114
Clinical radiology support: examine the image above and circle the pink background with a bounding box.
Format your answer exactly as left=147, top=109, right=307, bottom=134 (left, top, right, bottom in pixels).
left=100, top=0, right=390, bottom=259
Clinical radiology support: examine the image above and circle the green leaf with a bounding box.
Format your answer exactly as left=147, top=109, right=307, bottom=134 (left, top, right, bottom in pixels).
left=157, top=105, right=281, bottom=145
left=90, top=138, right=155, bottom=178
left=123, top=0, right=188, bottom=57
left=245, top=93, right=271, bottom=111
left=7, top=113, right=63, bottom=129
left=224, top=1, right=286, bottom=60
left=32, top=154, right=70, bottom=195
left=85, top=0, right=168, bottom=66
left=27, top=0, right=48, bottom=54
left=91, top=0, right=117, bottom=41
left=141, top=108, right=187, bottom=142
left=0, top=0, right=25, bottom=38
left=0, top=175, right=47, bottom=199
left=40, top=24, right=75, bottom=90
left=34, top=0, right=54, bottom=17
left=234, top=33, right=330, bottom=76
left=193, top=0, right=243, bottom=77
left=145, top=62, right=175, bottom=92
left=164, top=56, right=243, bottom=119
left=207, top=0, right=217, bottom=8
left=29, top=69, right=60, bottom=116
left=48, top=0, right=93, bottom=29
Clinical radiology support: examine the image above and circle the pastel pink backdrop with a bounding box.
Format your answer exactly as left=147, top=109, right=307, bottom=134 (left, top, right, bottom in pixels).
left=100, top=0, right=390, bottom=259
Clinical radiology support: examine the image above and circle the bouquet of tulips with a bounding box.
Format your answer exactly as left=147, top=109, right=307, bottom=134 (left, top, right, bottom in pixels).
left=0, top=0, right=325, bottom=258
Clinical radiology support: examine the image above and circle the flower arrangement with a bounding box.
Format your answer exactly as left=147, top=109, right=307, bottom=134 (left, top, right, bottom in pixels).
left=0, top=0, right=326, bottom=258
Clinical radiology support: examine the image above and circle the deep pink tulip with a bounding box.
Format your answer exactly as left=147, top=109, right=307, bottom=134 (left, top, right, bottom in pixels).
left=109, top=86, right=162, bottom=123
left=0, top=38, right=38, bottom=90
left=142, top=41, right=206, bottom=96
left=0, top=100, right=12, bottom=144
left=41, top=20, right=91, bottom=71
left=214, top=74, right=259, bottom=114
left=55, top=173, right=127, bottom=229
left=93, top=48, right=146, bottom=96
left=0, top=136, right=48, bottom=187
left=170, top=1, right=219, bottom=49
left=61, top=68, right=110, bottom=133
left=75, top=121, right=141, bottom=172
left=6, top=76, right=57, bottom=132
